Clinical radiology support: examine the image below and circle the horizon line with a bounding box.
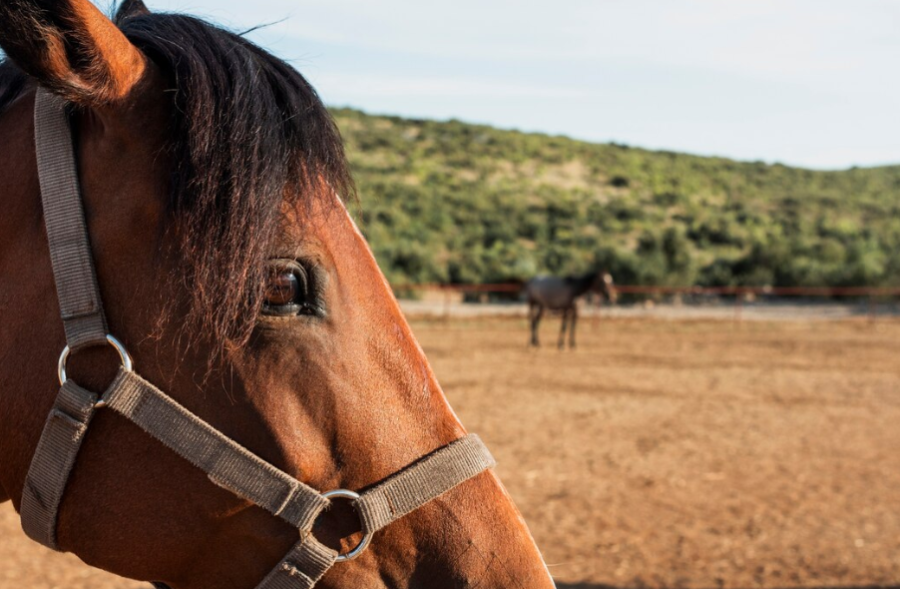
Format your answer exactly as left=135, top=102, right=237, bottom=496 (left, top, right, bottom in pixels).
left=329, top=103, right=900, bottom=174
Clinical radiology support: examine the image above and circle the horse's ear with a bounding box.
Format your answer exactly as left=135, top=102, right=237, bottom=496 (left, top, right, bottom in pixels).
left=115, top=0, right=151, bottom=24
left=0, top=0, right=148, bottom=106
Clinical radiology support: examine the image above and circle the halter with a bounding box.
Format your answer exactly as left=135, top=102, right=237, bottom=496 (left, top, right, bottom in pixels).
left=21, top=87, right=495, bottom=588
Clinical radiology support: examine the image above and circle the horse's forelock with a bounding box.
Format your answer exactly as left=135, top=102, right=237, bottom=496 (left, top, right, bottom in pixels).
left=115, top=12, right=355, bottom=348
left=3, top=10, right=353, bottom=350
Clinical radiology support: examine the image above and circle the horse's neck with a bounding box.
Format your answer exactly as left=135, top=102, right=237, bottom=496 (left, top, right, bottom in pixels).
left=570, top=273, right=595, bottom=297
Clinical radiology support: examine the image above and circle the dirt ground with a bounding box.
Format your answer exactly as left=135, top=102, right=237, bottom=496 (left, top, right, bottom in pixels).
left=3, top=317, right=900, bottom=588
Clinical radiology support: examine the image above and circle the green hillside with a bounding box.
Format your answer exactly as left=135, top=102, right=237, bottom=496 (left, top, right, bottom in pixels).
left=333, top=108, right=900, bottom=288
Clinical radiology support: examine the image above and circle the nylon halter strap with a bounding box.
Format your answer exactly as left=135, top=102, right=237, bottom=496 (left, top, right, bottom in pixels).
left=21, top=87, right=496, bottom=589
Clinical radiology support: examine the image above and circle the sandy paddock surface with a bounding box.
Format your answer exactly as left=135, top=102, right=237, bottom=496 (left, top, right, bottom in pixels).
left=2, top=317, right=900, bottom=589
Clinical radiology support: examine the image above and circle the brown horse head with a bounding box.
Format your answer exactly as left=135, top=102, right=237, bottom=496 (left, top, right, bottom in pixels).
left=593, top=271, right=617, bottom=304
left=0, top=1, right=555, bottom=587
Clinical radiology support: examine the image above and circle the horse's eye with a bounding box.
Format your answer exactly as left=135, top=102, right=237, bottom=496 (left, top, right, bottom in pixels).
left=266, top=271, right=299, bottom=306
left=261, top=262, right=312, bottom=316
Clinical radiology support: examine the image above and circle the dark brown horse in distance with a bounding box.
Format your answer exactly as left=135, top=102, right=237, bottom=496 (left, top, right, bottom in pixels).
left=525, top=271, right=617, bottom=348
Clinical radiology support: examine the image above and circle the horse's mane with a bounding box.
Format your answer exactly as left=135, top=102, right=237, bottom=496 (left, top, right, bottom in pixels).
left=564, top=273, right=597, bottom=295
left=0, top=5, right=355, bottom=347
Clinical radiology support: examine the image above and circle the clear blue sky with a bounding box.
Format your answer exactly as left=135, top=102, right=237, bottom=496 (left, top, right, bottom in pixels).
left=97, top=2, right=900, bottom=169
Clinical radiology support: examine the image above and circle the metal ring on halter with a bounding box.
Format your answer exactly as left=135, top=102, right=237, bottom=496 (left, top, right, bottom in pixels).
left=57, top=334, right=134, bottom=387
left=320, top=489, right=373, bottom=562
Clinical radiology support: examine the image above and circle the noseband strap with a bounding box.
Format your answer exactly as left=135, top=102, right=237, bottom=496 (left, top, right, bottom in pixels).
left=21, top=87, right=496, bottom=588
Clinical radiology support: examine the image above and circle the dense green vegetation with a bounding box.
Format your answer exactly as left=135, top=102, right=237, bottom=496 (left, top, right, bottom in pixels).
left=333, top=108, right=900, bottom=288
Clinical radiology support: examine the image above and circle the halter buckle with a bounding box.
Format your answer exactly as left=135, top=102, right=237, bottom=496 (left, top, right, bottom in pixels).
left=320, top=489, right=373, bottom=562
left=57, top=334, right=134, bottom=387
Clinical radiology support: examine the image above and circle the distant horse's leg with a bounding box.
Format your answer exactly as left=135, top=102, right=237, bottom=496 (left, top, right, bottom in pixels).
left=558, top=308, right=569, bottom=350
left=569, top=305, right=578, bottom=348
left=530, top=303, right=543, bottom=347
left=527, top=302, right=534, bottom=346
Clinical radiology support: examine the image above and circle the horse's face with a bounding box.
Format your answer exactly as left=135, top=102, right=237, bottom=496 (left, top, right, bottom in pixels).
left=602, top=272, right=618, bottom=303
left=0, top=1, right=554, bottom=588
left=593, top=271, right=618, bottom=303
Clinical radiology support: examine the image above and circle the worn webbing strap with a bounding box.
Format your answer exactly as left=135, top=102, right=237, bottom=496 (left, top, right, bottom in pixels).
left=34, top=88, right=108, bottom=350
left=20, top=381, right=99, bottom=549
left=102, top=370, right=329, bottom=531
left=257, top=536, right=337, bottom=589
left=20, top=87, right=108, bottom=550
left=256, top=436, right=493, bottom=588
left=100, top=369, right=495, bottom=587
left=356, top=434, right=495, bottom=535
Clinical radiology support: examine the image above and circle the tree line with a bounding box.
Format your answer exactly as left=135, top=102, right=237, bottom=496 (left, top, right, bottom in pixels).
left=333, top=108, right=900, bottom=289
